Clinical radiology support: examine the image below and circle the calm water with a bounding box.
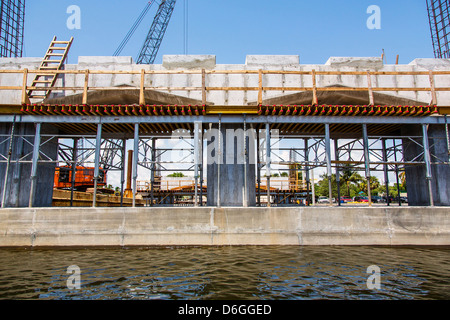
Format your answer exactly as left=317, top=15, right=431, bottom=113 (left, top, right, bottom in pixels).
left=0, top=246, right=448, bottom=300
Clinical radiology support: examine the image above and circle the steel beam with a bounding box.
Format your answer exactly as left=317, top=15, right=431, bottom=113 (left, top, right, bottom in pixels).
left=0, top=115, right=448, bottom=125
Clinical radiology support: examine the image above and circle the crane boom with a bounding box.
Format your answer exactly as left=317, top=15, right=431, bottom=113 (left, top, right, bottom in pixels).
left=136, top=0, right=177, bottom=64
left=114, top=1, right=156, bottom=57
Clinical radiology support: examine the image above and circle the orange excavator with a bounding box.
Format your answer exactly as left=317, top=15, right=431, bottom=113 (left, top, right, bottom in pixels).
left=54, top=166, right=107, bottom=191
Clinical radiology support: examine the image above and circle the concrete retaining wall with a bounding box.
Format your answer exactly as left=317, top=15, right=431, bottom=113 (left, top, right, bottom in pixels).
left=0, top=207, right=448, bottom=246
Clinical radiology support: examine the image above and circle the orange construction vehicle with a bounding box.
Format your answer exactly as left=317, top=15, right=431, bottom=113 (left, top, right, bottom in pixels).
left=54, top=166, right=107, bottom=191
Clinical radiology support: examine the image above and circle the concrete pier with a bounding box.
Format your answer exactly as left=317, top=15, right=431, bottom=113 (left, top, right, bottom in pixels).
left=0, top=123, right=58, bottom=208
left=206, top=123, right=256, bottom=207
left=402, top=124, right=450, bottom=206
left=0, top=207, right=448, bottom=247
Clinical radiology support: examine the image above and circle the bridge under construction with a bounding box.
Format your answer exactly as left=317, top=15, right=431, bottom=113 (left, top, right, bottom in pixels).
left=0, top=50, right=450, bottom=208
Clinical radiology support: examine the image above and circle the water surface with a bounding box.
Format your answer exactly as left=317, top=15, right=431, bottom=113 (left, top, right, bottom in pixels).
left=0, top=246, right=448, bottom=300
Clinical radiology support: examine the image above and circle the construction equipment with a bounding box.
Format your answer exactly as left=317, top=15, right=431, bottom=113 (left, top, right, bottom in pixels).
left=27, top=36, right=73, bottom=100
left=54, top=166, right=107, bottom=192
left=114, top=0, right=177, bottom=64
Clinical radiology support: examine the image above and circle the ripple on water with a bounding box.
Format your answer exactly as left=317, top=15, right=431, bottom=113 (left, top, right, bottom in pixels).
left=0, top=246, right=448, bottom=300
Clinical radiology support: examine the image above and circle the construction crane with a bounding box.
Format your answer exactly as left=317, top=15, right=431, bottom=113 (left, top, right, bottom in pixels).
left=114, top=0, right=178, bottom=64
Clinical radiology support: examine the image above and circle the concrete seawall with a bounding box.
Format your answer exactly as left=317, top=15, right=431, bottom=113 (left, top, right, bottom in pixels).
left=0, top=207, right=449, bottom=247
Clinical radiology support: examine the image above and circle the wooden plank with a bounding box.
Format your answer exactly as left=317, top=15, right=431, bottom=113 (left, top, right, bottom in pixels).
left=312, top=69, right=318, bottom=105
left=258, top=69, right=263, bottom=105
left=429, top=71, right=437, bottom=106
left=202, top=69, right=207, bottom=105
left=21, top=68, right=30, bottom=105
left=367, top=71, right=375, bottom=105
left=139, top=69, right=146, bottom=105
left=82, top=69, right=89, bottom=105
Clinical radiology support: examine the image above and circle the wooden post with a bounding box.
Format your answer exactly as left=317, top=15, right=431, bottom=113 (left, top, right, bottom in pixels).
left=139, top=69, right=146, bottom=105
left=429, top=71, right=437, bottom=106
left=202, top=69, right=207, bottom=105
left=21, top=68, right=30, bottom=105
left=82, top=69, right=89, bottom=105
left=312, top=69, right=318, bottom=105
left=367, top=71, right=375, bottom=105
left=258, top=69, right=263, bottom=106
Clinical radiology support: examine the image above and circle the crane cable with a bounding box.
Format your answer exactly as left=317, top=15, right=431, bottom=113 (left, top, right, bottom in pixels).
left=183, top=0, right=188, bottom=55
left=113, top=1, right=156, bottom=56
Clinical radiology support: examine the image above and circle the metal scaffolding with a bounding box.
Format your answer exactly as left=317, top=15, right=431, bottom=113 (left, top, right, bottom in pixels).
left=0, top=114, right=448, bottom=208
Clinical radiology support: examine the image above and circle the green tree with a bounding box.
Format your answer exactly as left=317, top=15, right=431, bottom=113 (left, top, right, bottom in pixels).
left=358, top=176, right=381, bottom=195
left=168, top=172, right=185, bottom=177
left=340, top=166, right=364, bottom=197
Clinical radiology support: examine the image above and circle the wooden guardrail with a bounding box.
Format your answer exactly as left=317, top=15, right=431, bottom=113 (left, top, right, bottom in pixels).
left=0, top=68, right=450, bottom=106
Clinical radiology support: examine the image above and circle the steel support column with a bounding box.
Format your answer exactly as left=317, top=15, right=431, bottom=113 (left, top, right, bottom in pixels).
left=92, top=123, right=102, bottom=207
left=324, top=124, right=333, bottom=205
left=381, top=138, right=390, bottom=206
left=266, top=123, right=271, bottom=207
left=243, top=115, right=248, bottom=207
left=393, top=141, right=402, bottom=207
left=362, top=124, right=372, bottom=206
left=29, top=123, right=42, bottom=208
left=120, top=138, right=126, bottom=207
left=194, top=121, right=200, bottom=207
left=257, top=129, right=261, bottom=206
left=334, top=139, right=341, bottom=206
left=304, top=138, right=310, bottom=206
left=1, top=116, right=16, bottom=208
left=132, top=123, right=139, bottom=207
left=150, top=138, right=156, bottom=207
left=422, top=124, right=434, bottom=206
left=217, top=115, right=222, bottom=208
left=445, top=115, right=450, bottom=161
left=70, top=138, right=79, bottom=207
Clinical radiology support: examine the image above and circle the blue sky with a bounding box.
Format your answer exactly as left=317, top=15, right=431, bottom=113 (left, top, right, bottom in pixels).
left=24, top=0, right=434, bottom=65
